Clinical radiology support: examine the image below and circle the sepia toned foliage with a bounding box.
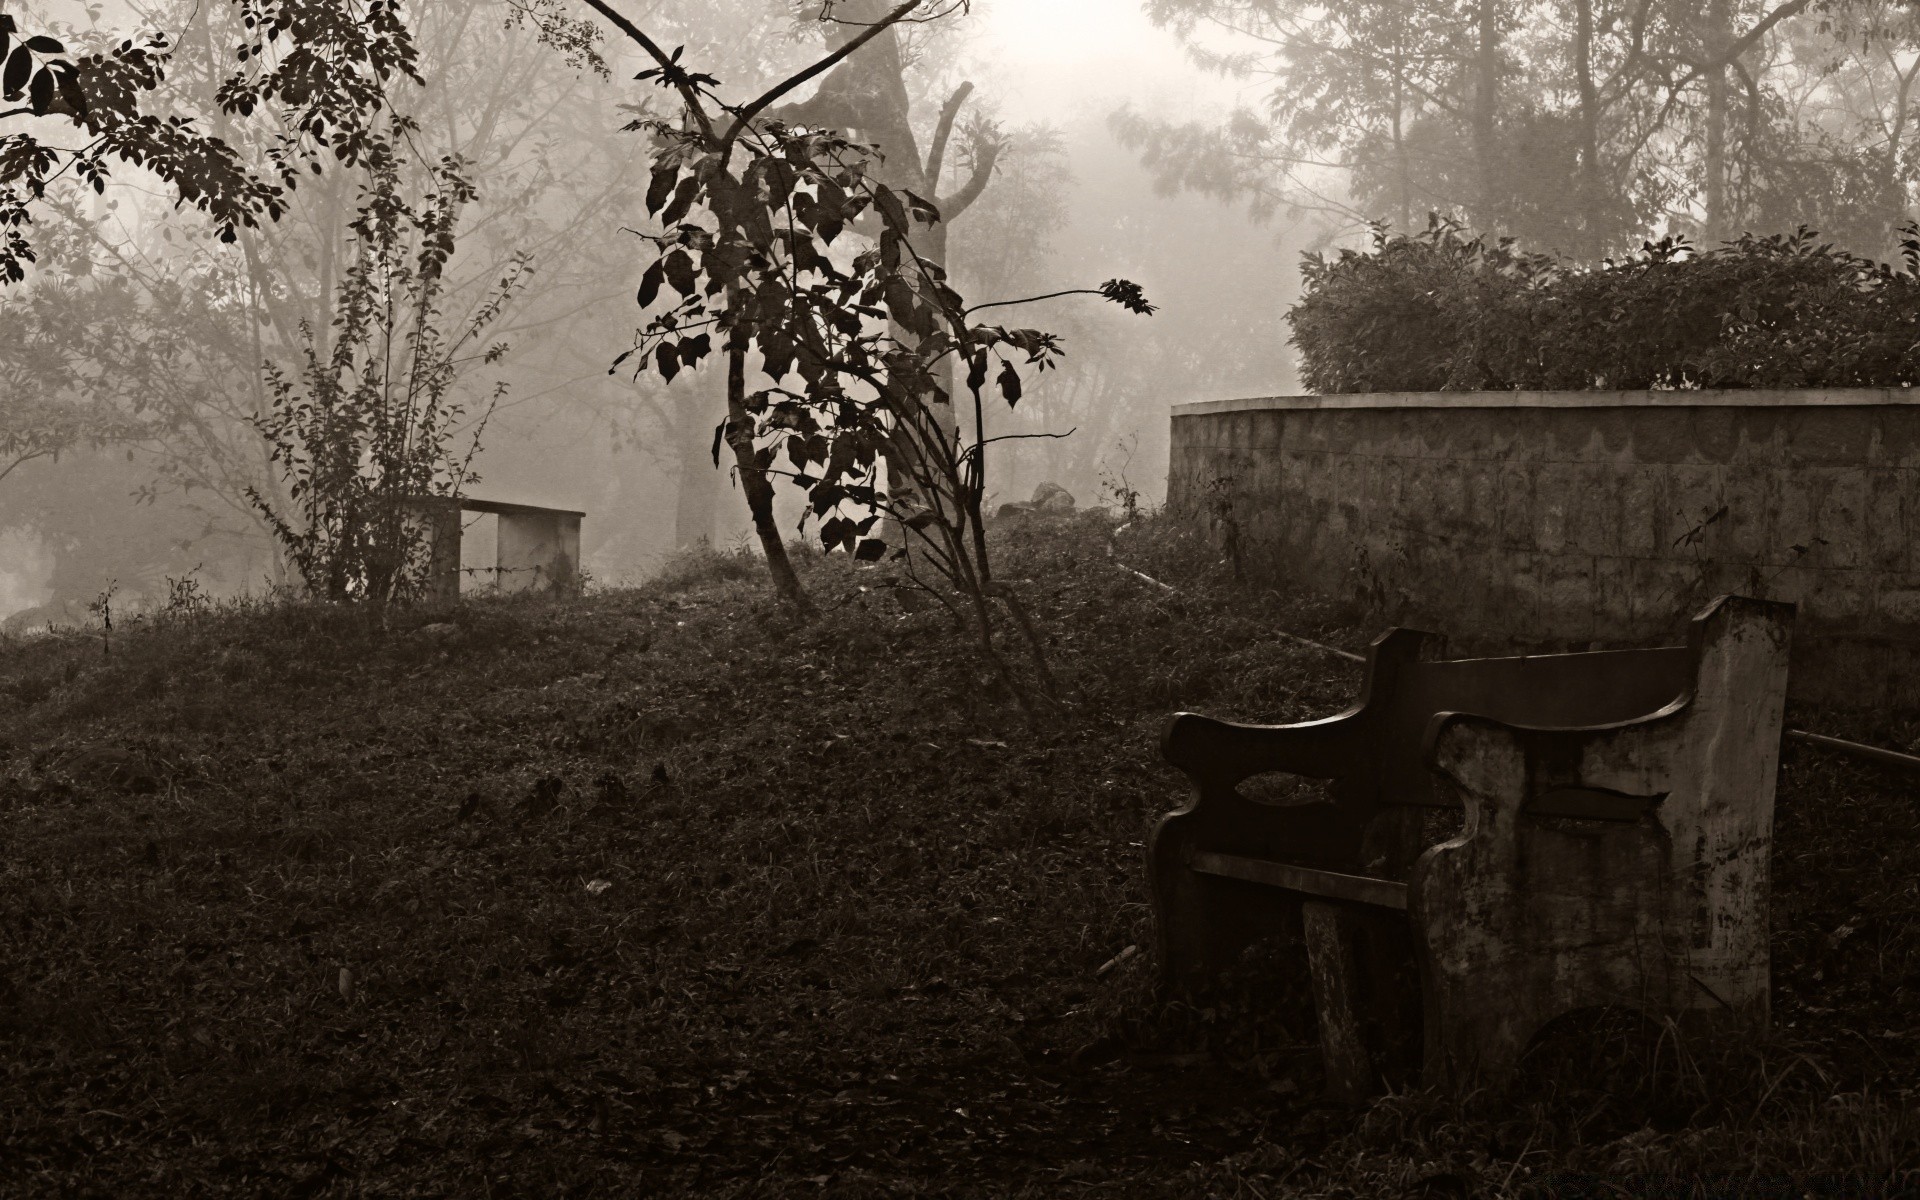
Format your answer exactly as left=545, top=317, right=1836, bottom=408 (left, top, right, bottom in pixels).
left=1289, top=215, right=1920, bottom=391
left=591, top=0, right=1150, bottom=707
left=1123, top=0, right=1920, bottom=258
left=247, top=152, right=524, bottom=604
left=0, top=1, right=419, bottom=283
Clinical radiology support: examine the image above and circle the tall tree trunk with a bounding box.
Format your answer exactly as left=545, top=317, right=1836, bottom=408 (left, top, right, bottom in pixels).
left=1474, top=0, right=1501, bottom=228
left=1883, top=56, right=1918, bottom=250
left=1393, top=21, right=1412, bottom=231
left=1704, top=0, right=1730, bottom=244
left=1574, top=0, right=1604, bottom=258
left=722, top=341, right=812, bottom=613
left=673, top=374, right=726, bottom=547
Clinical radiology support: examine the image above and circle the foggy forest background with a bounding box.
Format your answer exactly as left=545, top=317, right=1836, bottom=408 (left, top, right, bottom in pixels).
left=5, top=0, right=1916, bottom=624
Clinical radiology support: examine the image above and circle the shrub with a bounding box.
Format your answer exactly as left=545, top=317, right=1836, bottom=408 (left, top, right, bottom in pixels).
left=1289, top=217, right=1920, bottom=392
left=248, top=151, right=525, bottom=604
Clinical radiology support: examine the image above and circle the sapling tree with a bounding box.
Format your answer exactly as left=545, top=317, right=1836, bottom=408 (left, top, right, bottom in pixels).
left=247, top=143, right=527, bottom=604
left=586, top=0, right=1152, bottom=704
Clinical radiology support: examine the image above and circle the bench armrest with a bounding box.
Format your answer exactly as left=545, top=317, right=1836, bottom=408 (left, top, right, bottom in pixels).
left=1160, top=711, right=1366, bottom=792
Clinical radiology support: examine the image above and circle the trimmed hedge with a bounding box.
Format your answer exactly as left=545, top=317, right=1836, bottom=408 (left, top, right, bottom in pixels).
left=1287, top=218, right=1920, bottom=392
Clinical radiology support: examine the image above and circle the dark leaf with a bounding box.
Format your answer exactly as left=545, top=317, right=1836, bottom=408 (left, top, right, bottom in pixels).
left=645, top=163, right=678, bottom=215
left=3, top=45, right=30, bottom=98
left=662, top=250, right=696, bottom=297
left=655, top=341, right=680, bottom=382
left=27, top=64, right=51, bottom=115
left=23, top=35, right=62, bottom=54
left=637, top=259, right=665, bottom=308
left=819, top=515, right=848, bottom=551
left=660, top=176, right=701, bottom=226
left=873, top=186, right=908, bottom=234
left=883, top=276, right=920, bottom=330
left=761, top=338, right=794, bottom=382
left=1098, top=278, right=1156, bottom=315
left=853, top=538, right=887, bottom=561
left=810, top=482, right=847, bottom=514
left=902, top=189, right=941, bottom=225
left=54, top=64, right=85, bottom=118
left=710, top=421, right=727, bottom=468
left=998, top=361, right=1022, bottom=406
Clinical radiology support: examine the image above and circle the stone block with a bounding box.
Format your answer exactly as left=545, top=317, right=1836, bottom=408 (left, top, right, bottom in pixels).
left=1537, top=553, right=1599, bottom=641
left=1759, top=564, right=1818, bottom=615
left=1282, top=412, right=1322, bottom=453
left=1717, top=467, right=1774, bottom=565
left=1500, top=550, right=1545, bottom=634
left=1428, top=458, right=1469, bottom=539
left=1772, top=468, right=1838, bottom=567
left=1782, top=407, right=1875, bottom=467
left=1626, top=407, right=1691, bottom=463
left=1200, top=414, right=1234, bottom=451
left=1867, top=470, right=1910, bottom=573
left=1459, top=461, right=1501, bottom=547
left=1729, top=410, right=1779, bottom=467
left=1616, top=466, right=1668, bottom=556
left=1399, top=459, right=1435, bottom=528
left=1567, top=462, right=1619, bottom=555
left=1586, top=407, right=1639, bottom=460
left=1875, top=409, right=1920, bottom=466
left=1688, top=408, right=1740, bottom=464
left=1533, top=463, right=1577, bottom=554
left=1874, top=578, right=1920, bottom=626
left=1813, top=472, right=1868, bottom=568
left=1629, top=557, right=1708, bottom=636
left=1804, top=567, right=1870, bottom=624
left=1665, top=464, right=1726, bottom=556
left=1547, top=413, right=1604, bottom=459
left=1333, top=453, right=1369, bottom=508
left=1591, top=554, right=1637, bottom=632
left=1499, top=462, right=1539, bottom=551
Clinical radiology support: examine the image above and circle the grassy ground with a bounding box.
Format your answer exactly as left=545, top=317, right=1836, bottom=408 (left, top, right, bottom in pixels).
left=1, top=513, right=1916, bottom=1197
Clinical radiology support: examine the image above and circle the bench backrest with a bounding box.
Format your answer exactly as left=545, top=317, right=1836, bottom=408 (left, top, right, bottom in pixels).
left=1364, top=642, right=1693, bottom=808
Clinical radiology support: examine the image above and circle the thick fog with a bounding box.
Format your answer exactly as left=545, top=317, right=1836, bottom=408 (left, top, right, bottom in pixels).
left=0, top=0, right=1287, bottom=621
left=5, top=0, right=1913, bottom=622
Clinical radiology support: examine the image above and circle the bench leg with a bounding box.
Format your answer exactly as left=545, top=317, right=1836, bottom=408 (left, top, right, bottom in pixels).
left=1152, top=856, right=1299, bottom=992
left=1303, top=902, right=1373, bottom=1101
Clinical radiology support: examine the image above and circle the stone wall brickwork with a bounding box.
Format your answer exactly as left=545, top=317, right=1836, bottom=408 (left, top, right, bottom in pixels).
left=1166, top=390, right=1920, bottom=705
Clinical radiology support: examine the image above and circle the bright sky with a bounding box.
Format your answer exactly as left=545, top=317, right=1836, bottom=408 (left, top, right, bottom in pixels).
left=965, top=0, right=1252, bottom=125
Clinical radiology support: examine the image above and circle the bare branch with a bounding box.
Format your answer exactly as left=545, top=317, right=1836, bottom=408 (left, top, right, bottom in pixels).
left=923, top=81, right=973, bottom=192
left=935, top=132, right=999, bottom=221
left=966, top=287, right=1103, bottom=315
left=723, top=0, right=925, bottom=144
left=574, top=0, right=718, bottom=143
left=975, top=428, right=1077, bottom=447
left=0, top=449, right=56, bottom=488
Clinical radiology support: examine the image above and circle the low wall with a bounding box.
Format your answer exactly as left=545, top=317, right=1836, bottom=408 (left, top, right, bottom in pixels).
left=1167, top=389, right=1920, bottom=706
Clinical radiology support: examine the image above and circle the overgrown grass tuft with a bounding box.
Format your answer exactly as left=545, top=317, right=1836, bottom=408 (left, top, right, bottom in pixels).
left=0, top=511, right=1914, bottom=1196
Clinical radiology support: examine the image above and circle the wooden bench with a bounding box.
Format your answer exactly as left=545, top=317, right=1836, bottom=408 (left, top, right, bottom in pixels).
left=1150, top=594, right=1794, bottom=1096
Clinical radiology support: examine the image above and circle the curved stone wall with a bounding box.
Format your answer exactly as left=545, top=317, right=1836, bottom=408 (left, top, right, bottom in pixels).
left=1167, top=389, right=1920, bottom=705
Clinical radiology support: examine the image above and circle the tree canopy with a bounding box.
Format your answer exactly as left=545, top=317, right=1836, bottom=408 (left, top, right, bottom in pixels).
left=1120, top=0, right=1920, bottom=257
left=1, top=1, right=418, bottom=283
